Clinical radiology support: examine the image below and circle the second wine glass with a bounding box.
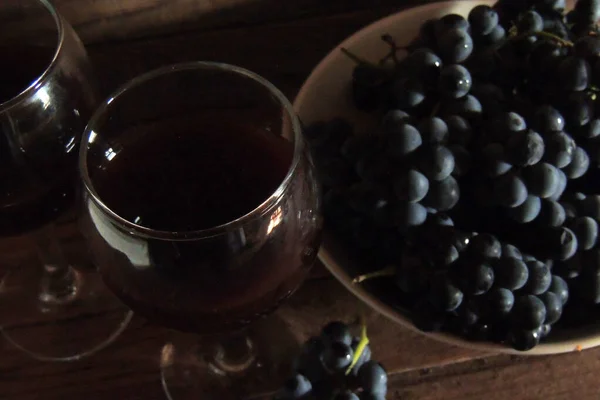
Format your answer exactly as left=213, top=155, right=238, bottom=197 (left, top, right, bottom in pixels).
left=79, top=62, right=322, bottom=398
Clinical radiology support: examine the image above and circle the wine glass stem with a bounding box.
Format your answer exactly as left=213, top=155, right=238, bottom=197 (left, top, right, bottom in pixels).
left=34, top=224, right=79, bottom=306
left=208, top=332, right=257, bottom=375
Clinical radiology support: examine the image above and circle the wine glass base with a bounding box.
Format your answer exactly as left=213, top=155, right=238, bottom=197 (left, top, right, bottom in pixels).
left=160, top=315, right=301, bottom=400
left=0, top=262, right=133, bottom=362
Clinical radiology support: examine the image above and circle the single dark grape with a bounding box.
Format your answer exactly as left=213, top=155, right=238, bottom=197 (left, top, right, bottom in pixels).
left=532, top=105, right=565, bottom=134
left=321, top=321, right=352, bottom=346
left=393, top=169, right=429, bottom=203
left=334, top=392, right=360, bottom=400
left=486, top=287, right=515, bottom=317
left=581, top=195, right=600, bottom=219
left=469, top=5, right=499, bottom=35
left=418, top=117, right=449, bottom=144
left=441, top=94, right=482, bottom=119
left=493, top=173, right=528, bottom=208
left=563, top=146, right=590, bottom=179
left=435, top=14, right=470, bottom=37
left=482, top=143, right=512, bottom=177
left=495, top=257, right=529, bottom=290
left=545, top=14, right=570, bottom=39
left=528, top=40, right=564, bottom=77
left=346, top=182, right=387, bottom=215
left=422, top=175, right=460, bottom=211
left=575, top=35, right=600, bottom=58
left=320, top=341, right=353, bottom=372
left=355, top=151, right=391, bottom=182
left=543, top=131, right=576, bottom=168
left=471, top=83, right=505, bottom=112
left=458, top=262, right=495, bottom=295
left=419, top=19, right=438, bottom=49
left=517, top=10, right=544, bottom=33
left=505, top=130, right=545, bottom=167
left=439, top=64, right=472, bottom=99
left=394, top=201, right=428, bottom=228
left=548, top=169, right=567, bottom=201
left=341, top=134, right=379, bottom=164
left=502, top=244, right=523, bottom=260
left=390, top=78, right=426, bottom=110
left=561, top=92, right=593, bottom=128
left=524, top=260, right=552, bottom=295
left=449, top=144, right=470, bottom=177
left=580, top=249, right=600, bottom=304
left=454, top=231, right=474, bottom=252
left=539, top=291, right=563, bottom=325
left=540, top=323, right=552, bottom=338
left=522, top=163, right=560, bottom=199
left=512, top=295, right=546, bottom=330
left=429, top=273, right=464, bottom=311
left=509, top=327, right=542, bottom=351
left=274, top=374, right=313, bottom=400
left=549, top=275, right=569, bottom=305
left=438, top=28, right=474, bottom=63
left=357, top=361, right=388, bottom=395
left=508, top=195, right=542, bottom=223
left=429, top=213, right=454, bottom=227
left=496, top=111, right=527, bottom=135
left=568, top=216, right=599, bottom=251
left=381, top=109, right=411, bottom=132
left=535, top=0, right=566, bottom=13
left=548, top=227, right=579, bottom=260
left=536, top=199, right=566, bottom=227
left=573, top=0, right=600, bottom=25
left=470, top=233, right=502, bottom=259
left=315, top=156, right=355, bottom=187
left=577, top=119, right=600, bottom=139
left=406, top=48, right=444, bottom=84
left=387, top=123, right=422, bottom=158
left=418, top=145, right=455, bottom=181
left=446, top=115, right=472, bottom=146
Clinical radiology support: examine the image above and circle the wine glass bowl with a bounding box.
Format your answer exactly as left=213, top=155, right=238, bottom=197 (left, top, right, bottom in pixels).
left=0, top=0, right=95, bottom=236
left=79, top=62, right=322, bottom=335
left=0, top=0, right=132, bottom=362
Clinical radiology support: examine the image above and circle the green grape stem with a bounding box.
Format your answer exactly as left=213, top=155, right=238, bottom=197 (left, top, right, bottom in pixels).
left=345, top=316, right=370, bottom=375
left=352, top=266, right=396, bottom=284
left=512, top=30, right=574, bottom=47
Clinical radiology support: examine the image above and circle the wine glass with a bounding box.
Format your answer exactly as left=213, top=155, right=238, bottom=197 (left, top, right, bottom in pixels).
left=0, top=0, right=132, bottom=361
left=79, top=62, right=322, bottom=398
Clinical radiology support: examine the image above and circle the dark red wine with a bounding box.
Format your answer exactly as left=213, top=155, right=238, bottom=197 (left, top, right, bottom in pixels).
left=87, top=121, right=321, bottom=334
left=91, top=121, right=293, bottom=231
left=0, top=45, right=82, bottom=236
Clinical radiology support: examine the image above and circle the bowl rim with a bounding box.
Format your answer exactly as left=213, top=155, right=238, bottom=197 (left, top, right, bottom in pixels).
left=293, top=0, right=596, bottom=355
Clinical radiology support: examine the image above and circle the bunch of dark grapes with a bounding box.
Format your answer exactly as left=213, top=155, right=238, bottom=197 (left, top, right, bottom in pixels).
left=273, top=321, right=387, bottom=400
left=306, top=111, right=463, bottom=265
left=306, top=0, right=600, bottom=351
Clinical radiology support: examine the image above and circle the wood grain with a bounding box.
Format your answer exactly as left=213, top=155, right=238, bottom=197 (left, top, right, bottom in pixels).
left=3, top=3, right=600, bottom=400
left=51, top=0, right=437, bottom=44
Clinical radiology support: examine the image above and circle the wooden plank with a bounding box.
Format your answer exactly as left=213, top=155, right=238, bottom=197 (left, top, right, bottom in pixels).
left=85, top=7, right=404, bottom=100
left=49, top=0, right=437, bottom=44
left=0, top=277, right=487, bottom=399
left=386, top=349, right=600, bottom=400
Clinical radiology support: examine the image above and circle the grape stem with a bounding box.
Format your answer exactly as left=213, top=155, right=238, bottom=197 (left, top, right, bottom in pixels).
left=511, top=30, right=574, bottom=47
left=345, top=315, right=369, bottom=375
left=352, top=266, right=395, bottom=284
left=340, top=47, right=382, bottom=69
left=380, top=34, right=404, bottom=67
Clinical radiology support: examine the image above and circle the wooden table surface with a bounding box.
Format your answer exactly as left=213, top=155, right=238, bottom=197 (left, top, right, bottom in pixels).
left=3, top=0, right=600, bottom=399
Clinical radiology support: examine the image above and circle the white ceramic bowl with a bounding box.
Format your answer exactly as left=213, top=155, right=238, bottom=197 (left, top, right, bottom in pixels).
left=293, top=0, right=600, bottom=355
